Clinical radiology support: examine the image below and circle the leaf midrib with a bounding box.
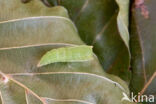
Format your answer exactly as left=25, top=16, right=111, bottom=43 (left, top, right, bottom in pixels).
left=0, top=71, right=126, bottom=104
left=7, top=72, right=125, bottom=91
left=132, top=16, right=147, bottom=83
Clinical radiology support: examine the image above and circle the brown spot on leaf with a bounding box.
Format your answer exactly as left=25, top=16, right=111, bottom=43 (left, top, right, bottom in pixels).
left=134, top=0, right=149, bottom=19
left=0, top=73, right=9, bottom=84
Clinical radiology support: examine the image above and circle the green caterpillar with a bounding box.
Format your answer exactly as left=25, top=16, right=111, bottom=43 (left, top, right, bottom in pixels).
left=38, top=45, right=93, bottom=67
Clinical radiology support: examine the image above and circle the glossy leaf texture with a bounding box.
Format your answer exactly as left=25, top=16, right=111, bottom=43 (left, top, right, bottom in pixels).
left=0, top=0, right=134, bottom=104
left=41, top=0, right=131, bottom=82
left=130, top=0, right=156, bottom=98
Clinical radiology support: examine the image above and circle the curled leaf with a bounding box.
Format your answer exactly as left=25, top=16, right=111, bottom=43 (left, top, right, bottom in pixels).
left=43, top=0, right=131, bottom=82
left=130, top=0, right=156, bottom=97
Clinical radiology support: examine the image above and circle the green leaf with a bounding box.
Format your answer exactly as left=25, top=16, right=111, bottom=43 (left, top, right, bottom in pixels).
left=0, top=17, right=84, bottom=48
left=38, top=45, right=93, bottom=67
left=0, top=0, right=69, bottom=21
left=130, top=0, right=156, bottom=97
left=0, top=0, right=134, bottom=104
left=43, top=0, right=131, bottom=82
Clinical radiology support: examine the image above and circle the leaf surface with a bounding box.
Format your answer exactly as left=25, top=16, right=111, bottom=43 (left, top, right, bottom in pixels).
left=43, top=0, right=131, bottom=81
left=0, top=0, right=134, bottom=104
left=0, top=0, right=69, bottom=21
left=130, top=0, right=156, bottom=97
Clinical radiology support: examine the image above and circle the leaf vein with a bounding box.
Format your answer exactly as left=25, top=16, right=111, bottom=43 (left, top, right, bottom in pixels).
left=0, top=90, right=4, bottom=104
left=42, top=97, right=94, bottom=104
left=73, top=0, right=89, bottom=22
left=0, top=43, right=77, bottom=51
left=92, top=12, right=117, bottom=44
left=134, top=18, right=147, bottom=83
left=7, top=72, right=125, bottom=92
left=5, top=74, right=47, bottom=104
